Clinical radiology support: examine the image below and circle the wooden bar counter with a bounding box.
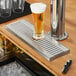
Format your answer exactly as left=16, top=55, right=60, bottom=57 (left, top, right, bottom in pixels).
left=0, top=0, right=76, bottom=76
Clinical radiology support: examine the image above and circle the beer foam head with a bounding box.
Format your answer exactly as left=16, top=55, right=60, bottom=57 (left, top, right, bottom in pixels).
left=30, top=3, right=46, bottom=14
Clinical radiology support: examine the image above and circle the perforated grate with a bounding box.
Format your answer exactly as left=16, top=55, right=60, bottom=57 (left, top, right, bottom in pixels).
left=5, top=20, right=69, bottom=61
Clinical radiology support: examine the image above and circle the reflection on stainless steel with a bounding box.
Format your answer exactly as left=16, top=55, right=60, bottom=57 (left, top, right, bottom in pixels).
left=51, top=0, right=68, bottom=40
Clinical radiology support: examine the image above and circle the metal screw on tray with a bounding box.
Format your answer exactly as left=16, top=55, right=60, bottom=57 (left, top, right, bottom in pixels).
left=50, top=0, right=68, bottom=40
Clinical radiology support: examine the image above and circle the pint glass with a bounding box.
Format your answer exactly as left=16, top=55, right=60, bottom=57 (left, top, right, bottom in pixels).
left=30, top=3, right=46, bottom=40
left=0, top=0, right=12, bottom=18
left=13, top=0, right=25, bottom=13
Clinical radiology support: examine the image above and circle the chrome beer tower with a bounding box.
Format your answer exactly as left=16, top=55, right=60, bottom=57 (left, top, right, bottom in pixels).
left=51, top=0, right=68, bottom=40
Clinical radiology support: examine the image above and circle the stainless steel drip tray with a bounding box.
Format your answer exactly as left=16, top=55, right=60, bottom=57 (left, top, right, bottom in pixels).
left=5, top=20, right=70, bottom=61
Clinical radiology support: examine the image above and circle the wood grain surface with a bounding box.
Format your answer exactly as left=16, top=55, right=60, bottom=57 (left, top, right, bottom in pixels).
left=0, top=0, right=76, bottom=76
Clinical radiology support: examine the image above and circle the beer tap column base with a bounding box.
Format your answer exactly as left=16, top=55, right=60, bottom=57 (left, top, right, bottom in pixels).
left=54, top=32, right=68, bottom=41
left=48, top=32, right=68, bottom=41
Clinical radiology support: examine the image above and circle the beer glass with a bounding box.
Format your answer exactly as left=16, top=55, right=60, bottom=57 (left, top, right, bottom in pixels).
left=30, top=3, right=46, bottom=40
left=13, top=0, right=25, bottom=13
left=0, top=0, right=12, bottom=18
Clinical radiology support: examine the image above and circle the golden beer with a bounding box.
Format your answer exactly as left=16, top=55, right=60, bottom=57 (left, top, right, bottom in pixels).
left=33, top=12, right=44, bottom=36
left=30, top=3, right=46, bottom=40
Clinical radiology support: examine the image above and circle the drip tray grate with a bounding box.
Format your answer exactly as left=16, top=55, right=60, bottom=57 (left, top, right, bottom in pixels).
left=5, top=20, right=69, bottom=61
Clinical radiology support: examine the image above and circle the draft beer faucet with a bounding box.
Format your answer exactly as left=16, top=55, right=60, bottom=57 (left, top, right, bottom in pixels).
left=51, top=0, right=68, bottom=40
